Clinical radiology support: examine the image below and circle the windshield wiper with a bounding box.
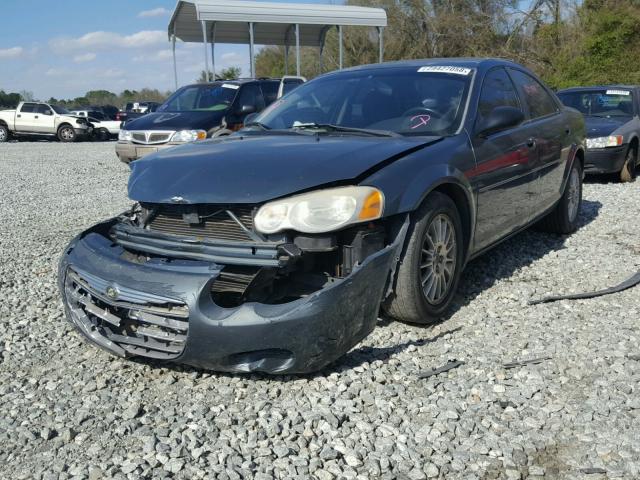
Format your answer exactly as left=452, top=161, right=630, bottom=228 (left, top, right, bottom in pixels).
left=244, top=121, right=271, bottom=130
left=291, top=123, right=398, bottom=137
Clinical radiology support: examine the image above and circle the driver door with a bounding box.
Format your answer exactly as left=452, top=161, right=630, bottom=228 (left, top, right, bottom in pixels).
left=34, top=104, right=56, bottom=133
left=470, top=67, right=539, bottom=251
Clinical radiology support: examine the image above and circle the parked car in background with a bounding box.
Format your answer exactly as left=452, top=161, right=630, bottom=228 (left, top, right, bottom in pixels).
left=557, top=86, right=640, bottom=181
left=69, top=110, right=121, bottom=140
left=116, top=102, right=161, bottom=123
left=115, top=77, right=305, bottom=163
left=0, top=102, right=91, bottom=142
left=59, top=59, right=585, bottom=374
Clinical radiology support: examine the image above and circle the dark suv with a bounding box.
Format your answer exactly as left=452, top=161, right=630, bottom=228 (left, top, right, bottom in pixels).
left=116, top=77, right=305, bottom=163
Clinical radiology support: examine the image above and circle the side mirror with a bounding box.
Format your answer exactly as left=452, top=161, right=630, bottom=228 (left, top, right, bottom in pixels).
left=477, top=106, right=525, bottom=137
left=44, top=110, right=53, bottom=116
left=237, top=104, right=256, bottom=116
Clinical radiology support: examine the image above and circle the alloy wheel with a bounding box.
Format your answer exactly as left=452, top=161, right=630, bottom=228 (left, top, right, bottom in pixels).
left=0, top=129, right=6, bottom=142
left=61, top=128, right=74, bottom=140
left=566, top=167, right=580, bottom=222
left=420, top=213, right=457, bottom=305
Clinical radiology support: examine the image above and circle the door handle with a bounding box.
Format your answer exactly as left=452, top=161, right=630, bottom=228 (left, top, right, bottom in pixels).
left=17, top=114, right=21, bottom=118
left=565, top=126, right=571, bottom=136
left=34, top=115, right=39, bottom=119
left=526, top=138, right=536, bottom=149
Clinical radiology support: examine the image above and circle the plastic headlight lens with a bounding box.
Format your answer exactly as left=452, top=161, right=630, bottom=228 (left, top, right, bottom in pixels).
left=254, top=186, right=384, bottom=234
left=586, top=135, right=623, bottom=149
left=118, top=130, right=132, bottom=141
left=171, top=130, right=207, bottom=142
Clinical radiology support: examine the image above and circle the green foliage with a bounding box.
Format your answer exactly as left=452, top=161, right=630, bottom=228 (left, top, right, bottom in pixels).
left=254, top=0, right=640, bottom=90
left=197, top=66, right=242, bottom=82
left=0, top=90, right=21, bottom=108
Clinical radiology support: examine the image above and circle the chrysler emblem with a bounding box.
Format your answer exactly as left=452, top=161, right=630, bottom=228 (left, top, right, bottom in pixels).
left=105, top=285, right=119, bottom=300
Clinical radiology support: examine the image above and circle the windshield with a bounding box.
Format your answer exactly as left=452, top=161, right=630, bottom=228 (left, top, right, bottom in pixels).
left=157, top=84, right=239, bottom=112
left=558, top=90, right=635, bottom=118
left=51, top=105, right=69, bottom=114
left=253, top=67, right=472, bottom=136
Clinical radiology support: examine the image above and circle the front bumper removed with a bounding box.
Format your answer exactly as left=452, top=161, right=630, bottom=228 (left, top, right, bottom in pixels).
left=584, top=144, right=627, bottom=174
left=58, top=220, right=403, bottom=374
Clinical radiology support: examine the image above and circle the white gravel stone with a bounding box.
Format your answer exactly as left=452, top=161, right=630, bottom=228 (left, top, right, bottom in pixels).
left=1, top=142, right=640, bottom=479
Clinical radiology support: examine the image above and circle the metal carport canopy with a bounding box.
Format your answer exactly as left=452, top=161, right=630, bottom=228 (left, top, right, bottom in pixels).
left=168, top=0, right=387, bottom=85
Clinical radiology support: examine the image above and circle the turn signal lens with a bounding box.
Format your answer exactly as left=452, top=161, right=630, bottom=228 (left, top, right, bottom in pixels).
left=358, top=189, right=384, bottom=221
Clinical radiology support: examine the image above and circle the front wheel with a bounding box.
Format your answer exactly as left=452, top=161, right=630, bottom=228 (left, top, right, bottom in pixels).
left=386, top=192, right=464, bottom=324
left=0, top=124, right=8, bottom=142
left=538, top=160, right=582, bottom=234
left=57, top=125, right=76, bottom=142
left=619, top=146, right=637, bottom=182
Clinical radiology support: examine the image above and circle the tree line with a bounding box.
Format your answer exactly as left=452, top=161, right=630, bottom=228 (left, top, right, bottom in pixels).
left=0, top=88, right=171, bottom=109
left=255, top=0, right=640, bottom=89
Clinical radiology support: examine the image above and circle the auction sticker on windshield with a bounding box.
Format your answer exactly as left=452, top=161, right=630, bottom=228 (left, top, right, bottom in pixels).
left=418, top=66, right=472, bottom=75
left=606, top=89, right=630, bottom=96
left=222, top=84, right=240, bottom=90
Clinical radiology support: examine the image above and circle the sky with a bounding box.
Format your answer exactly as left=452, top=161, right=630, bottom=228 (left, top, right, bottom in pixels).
left=0, top=0, right=331, bottom=100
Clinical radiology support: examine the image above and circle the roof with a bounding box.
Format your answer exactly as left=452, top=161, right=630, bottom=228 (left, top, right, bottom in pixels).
left=332, top=57, right=525, bottom=74
left=168, top=0, right=387, bottom=47
left=557, top=85, right=639, bottom=93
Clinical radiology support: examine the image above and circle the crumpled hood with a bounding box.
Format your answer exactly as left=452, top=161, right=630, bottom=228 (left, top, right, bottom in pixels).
left=123, top=110, right=226, bottom=131
left=128, top=133, right=441, bottom=204
left=584, top=116, right=627, bottom=138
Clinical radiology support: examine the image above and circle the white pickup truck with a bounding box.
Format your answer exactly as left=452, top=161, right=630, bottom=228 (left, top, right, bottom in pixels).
left=0, top=101, right=92, bottom=142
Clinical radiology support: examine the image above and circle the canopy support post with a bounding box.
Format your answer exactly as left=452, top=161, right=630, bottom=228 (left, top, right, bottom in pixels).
left=295, top=23, right=300, bottom=76
left=200, top=20, right=210, bottom=81
left=249, top=22, right=255, bottom=78
left=284, top=46, right=289, bottom=75
left=171, top=34, right=178, bottom=89
left=338, top=25, right=343, bottom=69
left=378, top=26, right=384, bottom=63
left=210, top=23, right=216, bottom=80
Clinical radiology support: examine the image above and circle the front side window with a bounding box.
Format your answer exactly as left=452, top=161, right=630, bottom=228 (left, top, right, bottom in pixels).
left=255, top=67, right=473, bottom=135
left=237, top=84, right=265, bottom=111
left=557, top=90, right=635, bottom=118
left=157, top=84, right=239, bottom=112
left=260, top=82, right=279, bottom=105
left=51, top=105, right=70, bottom=114
left=36, top=104, right=53, bottom=115
left=476, top=68, right=520, bottom=127
left=508, top=69, right=558, bottom=119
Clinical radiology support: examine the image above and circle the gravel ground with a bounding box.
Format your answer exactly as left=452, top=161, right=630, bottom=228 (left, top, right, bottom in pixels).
left=1, top=141, right=639, bottom=480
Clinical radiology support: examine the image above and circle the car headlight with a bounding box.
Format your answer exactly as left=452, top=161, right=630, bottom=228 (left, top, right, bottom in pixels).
left=171, top=130, right=207, bottom=142
left=254, top=186, right=384, bottom=234
left=118, top=130, right=132, bottom=141
left=586, top=135, right=623, bottom=149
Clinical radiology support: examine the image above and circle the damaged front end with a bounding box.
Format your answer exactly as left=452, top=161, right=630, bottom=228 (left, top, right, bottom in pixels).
left=58, top=202, right=407, bottom=374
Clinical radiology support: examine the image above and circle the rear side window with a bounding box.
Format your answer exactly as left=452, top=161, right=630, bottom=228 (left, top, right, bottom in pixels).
left=260, top=82, right=279, bottom=105
left=20, top=103, right=36, bottom=113
left=509, top=69, right=558, bottom=119
left=282, top=80, right=303, bottom=95
left=477, top=68, right=520, bottom=124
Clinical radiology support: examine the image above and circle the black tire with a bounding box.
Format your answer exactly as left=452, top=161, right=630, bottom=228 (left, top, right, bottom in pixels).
left=0, top=124, right=8, bottom=142
left=619, top=145, right=637, bottom=183
left=386, top=192, right=464, bottom=324
left=57, top=125, right=76, bottom=142
left=96, top=128, right=110, bottom=141
left=538, top=160, right=583, bottom=234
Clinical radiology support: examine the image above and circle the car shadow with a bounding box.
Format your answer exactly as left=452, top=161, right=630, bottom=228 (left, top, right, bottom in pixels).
left=129, top=200, right=602, bottom=380
left=329, top=198, right=603, bottom=373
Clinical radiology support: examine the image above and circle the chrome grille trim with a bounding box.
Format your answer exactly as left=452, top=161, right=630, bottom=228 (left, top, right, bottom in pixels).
left=129, top=130, right=175, bottom=145
left=64, top=268, right=189, bottom=360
